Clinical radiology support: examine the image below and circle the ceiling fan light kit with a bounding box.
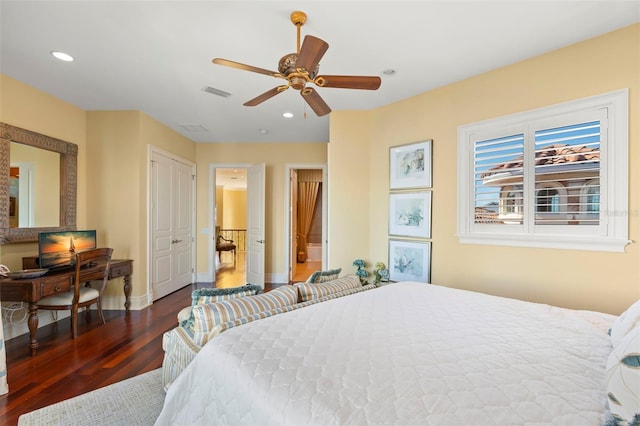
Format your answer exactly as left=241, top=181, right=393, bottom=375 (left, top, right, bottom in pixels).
left=212, top=10, right=381, bottom=117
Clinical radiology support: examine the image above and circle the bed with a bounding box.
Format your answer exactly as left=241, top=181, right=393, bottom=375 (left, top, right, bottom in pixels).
left=155, top=282, right=623, bottom=425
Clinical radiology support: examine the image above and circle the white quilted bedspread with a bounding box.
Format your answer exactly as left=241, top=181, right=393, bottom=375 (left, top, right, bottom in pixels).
left=156, top=282, right=616, bottom=425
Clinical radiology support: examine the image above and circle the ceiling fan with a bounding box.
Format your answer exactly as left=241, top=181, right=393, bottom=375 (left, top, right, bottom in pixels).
left=212, top=11, right=381, bottom=117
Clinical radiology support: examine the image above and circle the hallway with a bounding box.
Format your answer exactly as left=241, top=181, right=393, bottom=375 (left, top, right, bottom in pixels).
left=292, top=259, right=321, bottom=282
left=214, top=251, right=321, bottom=288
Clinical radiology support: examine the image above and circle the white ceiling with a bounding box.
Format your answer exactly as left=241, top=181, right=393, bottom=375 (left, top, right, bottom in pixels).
left=216, top=167, right=247, bottom=189
left=1, top=1, right=638, bottom=144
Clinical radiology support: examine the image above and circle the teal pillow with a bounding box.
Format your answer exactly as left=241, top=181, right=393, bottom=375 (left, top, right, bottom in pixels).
left=606, top=327, right=640, bottom=424
left=180, top=284, right=262, bottom=329
left=306, top=268, right=342, bottom=283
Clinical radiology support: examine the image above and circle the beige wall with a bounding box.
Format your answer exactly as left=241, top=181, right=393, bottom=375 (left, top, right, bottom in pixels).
left=0, top=75, right=195, bottom=306
left=0, top=74, right=87, bottom=271
left=194, top=143, right=327, bottom=280
left=86, top=111, right=195, bottom=300
left=222, top=189, right=247, bottom=229
left=329, top=24, right=640, bottom=315
left=2, top=24, right=637, bottom=317
left=215, top=186, right=224, bottom=226
left=328, top=111, right=373, bottom=274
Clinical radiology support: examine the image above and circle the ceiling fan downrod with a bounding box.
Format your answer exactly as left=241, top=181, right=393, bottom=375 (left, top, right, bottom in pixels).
left=290, top=11, right=307, bottom=54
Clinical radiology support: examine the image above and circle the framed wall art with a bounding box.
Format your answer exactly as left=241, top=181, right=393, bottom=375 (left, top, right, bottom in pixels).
left=389, top=140, right=432, bottom=189
left=389, top=191, right=432, bottom=238
left=388, top=239, right=431, bottom=283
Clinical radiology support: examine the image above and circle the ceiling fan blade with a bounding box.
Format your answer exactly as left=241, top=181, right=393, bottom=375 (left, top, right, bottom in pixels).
left=244, top=86, right=288, bottom=107
left=301, top=87, right=331, bottom=116
left=315, top=75, right=381, bottom=90
left=213, top=58, right=280, bottom=78
left=295, top=35, right=329, bottom=73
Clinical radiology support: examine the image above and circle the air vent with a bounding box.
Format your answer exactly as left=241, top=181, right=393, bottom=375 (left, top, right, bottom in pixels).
left=202, top=86, right=231, bottom=98
left=177, top=123, right=209, bottom=133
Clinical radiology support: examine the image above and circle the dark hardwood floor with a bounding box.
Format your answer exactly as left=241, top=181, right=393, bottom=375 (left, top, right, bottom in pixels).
left=0, top=253, right=286, bottom=425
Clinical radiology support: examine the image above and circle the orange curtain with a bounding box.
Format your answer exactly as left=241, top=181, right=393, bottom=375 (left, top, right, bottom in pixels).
left=296, top=170, right=322, bottom=261
left=297, top=182, right=319, bottom=257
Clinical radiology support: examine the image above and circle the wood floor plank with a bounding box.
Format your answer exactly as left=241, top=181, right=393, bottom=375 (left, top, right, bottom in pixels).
left=0, top=254, right=294, bottom=425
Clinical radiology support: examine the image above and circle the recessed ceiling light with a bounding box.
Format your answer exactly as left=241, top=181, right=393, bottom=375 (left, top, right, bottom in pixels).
left=282, top=112, right=294, bottom=118
left=258, top=129, right=268, bottom=135
left=51, top=51, right=74, bottom=62
left=381, top=69, right=396, bottom=76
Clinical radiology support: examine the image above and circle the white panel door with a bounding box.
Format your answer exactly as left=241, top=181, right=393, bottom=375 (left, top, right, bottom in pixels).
left=151, top=152, right=173, bottom=299
left=173, top=161, right=193, bottom=288
left=151, top=150, right=194, bottom=300
left=246, top=163, right=265, bottom=287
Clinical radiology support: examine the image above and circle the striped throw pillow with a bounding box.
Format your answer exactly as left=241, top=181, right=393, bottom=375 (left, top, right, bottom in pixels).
left=192, top=285, right=297, bottom=335
left=297, top=274, right=361, bottom=302
left=306, top=268, right=342, bottom=283
left=180, top=284, right=263, bottom=329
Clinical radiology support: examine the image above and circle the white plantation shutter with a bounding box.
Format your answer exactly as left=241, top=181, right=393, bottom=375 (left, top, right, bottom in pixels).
left=473, top=134, right=524, bottom=225
left=458, top=90, right=628, bottom=252
left=534, top=120, right=601, bottom=226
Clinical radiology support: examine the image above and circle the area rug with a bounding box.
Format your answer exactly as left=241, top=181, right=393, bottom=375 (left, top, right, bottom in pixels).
left=18, top=368, right=164, bottom=426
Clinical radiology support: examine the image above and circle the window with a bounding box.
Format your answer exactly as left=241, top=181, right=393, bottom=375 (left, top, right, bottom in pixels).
left=457, top=89, right=629, bottom=252
left=536, top=182, right=566, bottom=223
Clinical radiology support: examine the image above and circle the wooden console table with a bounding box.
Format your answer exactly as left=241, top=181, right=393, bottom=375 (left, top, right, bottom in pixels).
left=0, top=259, right=133, bottom=356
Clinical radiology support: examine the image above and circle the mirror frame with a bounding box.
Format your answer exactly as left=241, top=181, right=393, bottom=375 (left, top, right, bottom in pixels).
left=0, top=122, right=77, bottom=244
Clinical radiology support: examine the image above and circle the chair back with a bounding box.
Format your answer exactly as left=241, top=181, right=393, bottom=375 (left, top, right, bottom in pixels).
left=73, top=248, right=113, bottom=304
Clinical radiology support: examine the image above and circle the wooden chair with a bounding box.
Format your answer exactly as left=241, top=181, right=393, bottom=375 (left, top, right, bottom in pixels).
left=37, top=248, right=113, bottom=338
left=215, top=226, right=236, bottom=263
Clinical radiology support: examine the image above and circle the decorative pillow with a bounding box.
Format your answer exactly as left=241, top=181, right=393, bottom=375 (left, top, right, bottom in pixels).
left=606, top=326, right=640, bottom=424
left=611, top=299, right=640, bottom=348
left=192, top=286, right=298, bottom=335
left=180, top=284, right=263, bottom=328
left=298, top=274, right=361, bottom=302
left=306, top=268, right=342, bottom=283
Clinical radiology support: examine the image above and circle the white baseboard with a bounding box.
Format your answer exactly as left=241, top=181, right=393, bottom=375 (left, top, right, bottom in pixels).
left=196, top=272, right=211, bottom=283
left=266, top=272, right=288, bottom=284
left=101, top=294, right=151, bottom=311
left=2, top=303, right=69, bottom=341
left=1, top=294, right=151, bottom=341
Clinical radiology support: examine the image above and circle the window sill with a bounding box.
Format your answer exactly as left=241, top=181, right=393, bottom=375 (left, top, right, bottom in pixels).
left=458, top=234, right=631, bottom=253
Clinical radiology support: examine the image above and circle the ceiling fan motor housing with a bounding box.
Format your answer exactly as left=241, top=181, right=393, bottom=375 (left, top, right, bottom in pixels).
left=278, top=53, right=320, bottom=90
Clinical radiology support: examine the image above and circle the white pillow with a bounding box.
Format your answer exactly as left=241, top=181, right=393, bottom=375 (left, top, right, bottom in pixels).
left=611, top=299, right=640, bottom=348
left=606, top=326, right=640, bottom=424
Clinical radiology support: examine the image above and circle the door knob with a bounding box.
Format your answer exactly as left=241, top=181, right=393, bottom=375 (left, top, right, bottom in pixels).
left=257, top=239, right=265, bottom=244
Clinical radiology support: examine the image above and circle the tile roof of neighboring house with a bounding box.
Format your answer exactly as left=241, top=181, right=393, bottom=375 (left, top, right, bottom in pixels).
left=474, top=206, right=500, bottom=223
left=482, top=144, right=600, bottom=178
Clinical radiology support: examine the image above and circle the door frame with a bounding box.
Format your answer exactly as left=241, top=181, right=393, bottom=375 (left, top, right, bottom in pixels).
left=147, top=145, right=196, bottom=305
left=207, top=163, right=253, bottom=283
left=284, top=163, right=328, bottom=281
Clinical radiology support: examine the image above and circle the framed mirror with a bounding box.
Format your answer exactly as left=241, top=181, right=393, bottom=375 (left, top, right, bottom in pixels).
left=0, top=122, right=77, bottom=244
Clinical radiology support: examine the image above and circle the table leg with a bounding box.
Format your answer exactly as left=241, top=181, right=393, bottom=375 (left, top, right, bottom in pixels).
left=123, top=274, right=131, bottom=311
left=27, top=302, right=39, bottom=356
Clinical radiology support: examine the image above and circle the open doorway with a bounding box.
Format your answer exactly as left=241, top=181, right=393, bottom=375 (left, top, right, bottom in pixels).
left=287, top=165, right=327, bottom=283
left=214, top=167, right=247, bottom=287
